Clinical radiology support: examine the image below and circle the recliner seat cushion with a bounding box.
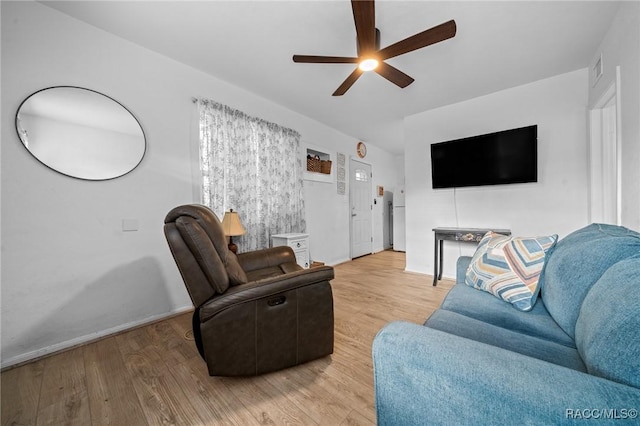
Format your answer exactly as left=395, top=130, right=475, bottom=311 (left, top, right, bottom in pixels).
left=542, top=223, right=640, bottom=338
left=246, top=266, right=285, bottom=282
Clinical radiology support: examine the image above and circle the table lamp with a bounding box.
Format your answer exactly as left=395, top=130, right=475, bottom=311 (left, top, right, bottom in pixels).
left=221, top=209, right=246, bottom=254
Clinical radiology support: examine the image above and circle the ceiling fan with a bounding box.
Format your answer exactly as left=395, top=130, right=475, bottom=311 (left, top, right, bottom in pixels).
left=292, top=0, right=457, bottom=96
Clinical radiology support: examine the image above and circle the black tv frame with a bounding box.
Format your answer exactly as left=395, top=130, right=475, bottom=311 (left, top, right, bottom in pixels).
left=430, top=125, right=538, bottom=189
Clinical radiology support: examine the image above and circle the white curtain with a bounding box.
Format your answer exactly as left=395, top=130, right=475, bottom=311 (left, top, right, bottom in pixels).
left=198, top=99, right=306, bottom=252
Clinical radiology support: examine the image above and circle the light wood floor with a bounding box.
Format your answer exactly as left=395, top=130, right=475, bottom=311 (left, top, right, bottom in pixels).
left=2, top=250, right=454, bottom=426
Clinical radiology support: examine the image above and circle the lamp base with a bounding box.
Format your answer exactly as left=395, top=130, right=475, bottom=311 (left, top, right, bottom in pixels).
left=228, top=235, right=238, bottom=254
left=228, top=242, right=238, bottom=254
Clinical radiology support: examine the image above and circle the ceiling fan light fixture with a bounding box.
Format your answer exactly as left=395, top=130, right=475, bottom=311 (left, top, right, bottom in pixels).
left=292, top=1, right=457, bottom=95
left=358, top=58, right=379, bottom=72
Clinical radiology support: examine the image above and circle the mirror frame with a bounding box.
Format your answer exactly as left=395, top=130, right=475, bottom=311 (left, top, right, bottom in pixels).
left=15, top=86, right=146, bottom=181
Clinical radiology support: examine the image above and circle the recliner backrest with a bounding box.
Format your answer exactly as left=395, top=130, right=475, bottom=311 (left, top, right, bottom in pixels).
left=164, top=204, right=247, bottom=307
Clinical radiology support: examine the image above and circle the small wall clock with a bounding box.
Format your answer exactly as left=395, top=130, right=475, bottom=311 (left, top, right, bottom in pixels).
left=356, top=141, right=367, bottom=158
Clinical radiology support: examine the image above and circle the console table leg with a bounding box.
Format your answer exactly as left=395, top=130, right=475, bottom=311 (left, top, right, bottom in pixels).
left=438, top=239, right=444, bottom=280
left=433, top=237, right=439, bottom=286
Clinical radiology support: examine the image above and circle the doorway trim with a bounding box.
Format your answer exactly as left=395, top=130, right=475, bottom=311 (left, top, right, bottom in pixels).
left=588, top=65, right=622, bottom=225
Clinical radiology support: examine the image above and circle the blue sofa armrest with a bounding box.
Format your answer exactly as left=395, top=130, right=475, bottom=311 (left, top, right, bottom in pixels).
left=456, top=256, right=472, bottom=285
left=373, top=321, right=640, bottom=425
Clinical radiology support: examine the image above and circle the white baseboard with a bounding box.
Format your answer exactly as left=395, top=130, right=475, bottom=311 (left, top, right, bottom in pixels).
left=404, top=267, right=429, bottom=275
left=326, top=257, right=351, bottom=266
left=404, top=267, right=455, bottom=281
left=1, top=305, right=194, bottom=370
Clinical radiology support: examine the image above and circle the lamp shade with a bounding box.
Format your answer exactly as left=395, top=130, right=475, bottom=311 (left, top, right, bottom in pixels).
left=221, top=209, right=246, bottom=237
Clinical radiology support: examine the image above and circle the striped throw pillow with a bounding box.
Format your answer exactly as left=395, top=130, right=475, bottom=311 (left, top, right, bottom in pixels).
left=465, top=231, right=558, bottom=311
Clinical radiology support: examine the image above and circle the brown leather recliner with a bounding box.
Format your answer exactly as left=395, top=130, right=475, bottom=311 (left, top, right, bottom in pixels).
left=164, top=204, right=334, bottom=376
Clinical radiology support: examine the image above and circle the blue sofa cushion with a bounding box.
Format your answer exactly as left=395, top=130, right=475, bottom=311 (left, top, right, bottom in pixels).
left=465, top=232, right=557, bottom=311
left=425, top=310, right=586, bottom=372
left=373, top=322, right=640, bottom=426
left=575, top=256, right=640, bottom=388
left=441, top=283, right=575, bottom=348
left=542, top=223, right=640, bottom=339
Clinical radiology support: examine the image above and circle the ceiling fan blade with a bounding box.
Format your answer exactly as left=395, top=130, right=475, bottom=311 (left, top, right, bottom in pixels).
left=375, top=62, right=415, bottom=88
left=332, top=68, right=364, bottom=96
left=293, top=55, right=359, bottom=64
left=351, top=0, right=376, bottom=55
left=378, top=20, right=457, bottom=60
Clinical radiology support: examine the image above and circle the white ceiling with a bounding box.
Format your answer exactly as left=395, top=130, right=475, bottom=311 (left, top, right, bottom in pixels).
left=42, top=0, right=621, bottom=154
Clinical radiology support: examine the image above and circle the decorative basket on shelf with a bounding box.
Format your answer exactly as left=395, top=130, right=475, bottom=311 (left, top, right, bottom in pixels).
left=320, top=160, right=332, bottom=174
left=307, top=156, right=321, bottom=173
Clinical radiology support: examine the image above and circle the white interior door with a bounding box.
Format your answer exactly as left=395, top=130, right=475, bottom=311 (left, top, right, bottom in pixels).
left=350, top=159, right=372, bottom=258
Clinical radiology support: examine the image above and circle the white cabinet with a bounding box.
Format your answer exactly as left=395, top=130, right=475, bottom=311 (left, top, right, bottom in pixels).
left=271, top=233, right=310, bottom=269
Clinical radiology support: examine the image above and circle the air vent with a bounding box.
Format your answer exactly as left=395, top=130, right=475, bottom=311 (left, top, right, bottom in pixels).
left=593, top=53, right=603, bottom=87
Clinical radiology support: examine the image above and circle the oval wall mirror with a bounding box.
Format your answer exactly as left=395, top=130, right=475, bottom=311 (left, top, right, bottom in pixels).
left=15, top=86, right=146, bottom=180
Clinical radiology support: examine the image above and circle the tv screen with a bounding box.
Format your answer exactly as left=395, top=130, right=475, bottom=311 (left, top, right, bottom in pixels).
left=430, top=125, right=537, bottom=189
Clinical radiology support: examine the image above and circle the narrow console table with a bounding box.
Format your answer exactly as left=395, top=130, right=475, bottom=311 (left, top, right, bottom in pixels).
left=432, top=227, right=511, bottom=286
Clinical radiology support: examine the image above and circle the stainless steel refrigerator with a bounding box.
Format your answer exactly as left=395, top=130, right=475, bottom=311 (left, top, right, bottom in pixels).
left=393, top=187, right=406, bottom=252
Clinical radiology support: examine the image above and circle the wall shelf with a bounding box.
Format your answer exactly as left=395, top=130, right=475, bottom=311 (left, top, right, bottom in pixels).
left=304, top=144, right=335, bottom=183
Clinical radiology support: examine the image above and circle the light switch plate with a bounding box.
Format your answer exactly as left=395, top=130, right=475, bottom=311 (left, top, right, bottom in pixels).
left=122, top=219, right=139, bottom=232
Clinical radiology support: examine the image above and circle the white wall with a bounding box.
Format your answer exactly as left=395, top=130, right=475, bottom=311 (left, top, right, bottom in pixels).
left=404, top=69, right=590, bottom=278
left=0, top=2, right=397, bottom=367
left=302, top=138, right=398, bottom=265
left=588, top=1, right=640, bottom=231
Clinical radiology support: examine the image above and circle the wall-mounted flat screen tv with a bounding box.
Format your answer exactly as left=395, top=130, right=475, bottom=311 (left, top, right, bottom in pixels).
left=430, top=125, right=537, bottom=189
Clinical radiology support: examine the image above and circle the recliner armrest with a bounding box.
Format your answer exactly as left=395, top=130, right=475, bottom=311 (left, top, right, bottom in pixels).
left=200, top=265, right=334, bottom=321
left=237, top=246, right=297, bottom=272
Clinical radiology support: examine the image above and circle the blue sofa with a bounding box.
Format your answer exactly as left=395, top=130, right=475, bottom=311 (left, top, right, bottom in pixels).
left=373, top=224, right=640, bottom=425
